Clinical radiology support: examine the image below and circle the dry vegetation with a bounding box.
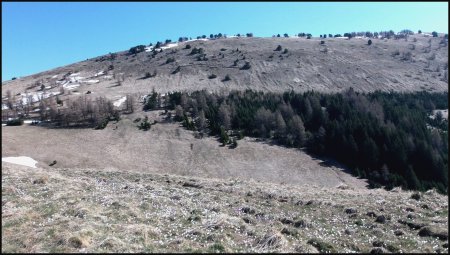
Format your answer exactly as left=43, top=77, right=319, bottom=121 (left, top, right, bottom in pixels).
left=2, top=162, right=448, bottom=253
left=1, top=112, right=367, bottom=189
left=1, top=33, right=448, bottom=253
left=2, top=33, right=448, bottom=103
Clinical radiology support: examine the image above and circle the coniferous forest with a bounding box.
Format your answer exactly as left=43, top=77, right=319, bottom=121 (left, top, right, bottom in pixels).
left=159, top=89, right=448, bottom=193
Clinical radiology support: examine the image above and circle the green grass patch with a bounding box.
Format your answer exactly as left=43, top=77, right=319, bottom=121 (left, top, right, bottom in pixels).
left=307, top=238, right=336, bottom=253
left=209, top=243, right=225, bottom=252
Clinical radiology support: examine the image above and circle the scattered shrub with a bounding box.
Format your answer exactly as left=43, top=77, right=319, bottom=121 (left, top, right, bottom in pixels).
left=172, top=66, right=181, bottom=74
left=307, top=238, right=336, bottom=253
left=139, top=116, right=151, bottom=131
left=240, top=61, right=251, bottom=70
left=185, top=44, right=191, bottom=49
left=11, top=77, right=17, bottom=80
left=56, top=96, right=63, bottom=105
left=6, top=119, right=23, bottom=126
left=222, top=74, right=231, bottom=82
left=283, top=48, right=289, bottom=54
left=166, top=57, right=175, bottom=64
left=129, top=45, right=145, bottom=55
left=230, top=137, right=238, bottom=148
left=189, top=47, right=204, bottom=55
left=275, top=45, right=282, bottom=51
left=368, top=39, right=372, bottom=45
left=246, top=33, right=253, bottom=37
left=432, top=31, right=438, bottom=37
left=208, top=74, right=217, bottom=79
left=94, top=118, right=109, bottom=130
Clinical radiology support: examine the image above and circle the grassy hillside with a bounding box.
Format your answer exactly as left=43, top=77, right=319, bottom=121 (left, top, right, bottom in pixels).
left=2, top=34, right=448, bottom=101
left=2, top=162, right=448, bottom=253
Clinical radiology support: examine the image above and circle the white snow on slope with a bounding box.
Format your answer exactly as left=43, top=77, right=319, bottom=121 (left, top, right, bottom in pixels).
left=95, top=71, right=105, bottom=77
left=85, top=79, right=100, bottom=83
left=161, top=43, right=179, bottom=50
left=69, top=76, right=84, bottom=83
left=64, top=84, right=80, bottom=90
left=113, top=96, right=127, bottom=107
left=2, top=156, right=38, bottom=168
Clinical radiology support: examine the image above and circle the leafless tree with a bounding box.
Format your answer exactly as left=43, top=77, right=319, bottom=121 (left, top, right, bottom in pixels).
left=196, top=110, right=207, bottom=130
left=275, top=111, right=286, bottom=136
left=124, top=94, right=134, bottom=113
left=218, top=102, right=231, bottom=130
left=175, top=105, right=184, bottom=121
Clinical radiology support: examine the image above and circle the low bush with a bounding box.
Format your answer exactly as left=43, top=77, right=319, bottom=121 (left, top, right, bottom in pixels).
left=6, top=119, right=23, bottom=126
left=222, top=74, right=231, bottom=82
left=240, top=62, right=251, bottom=70
left=166, top=57, right=175, bottom=64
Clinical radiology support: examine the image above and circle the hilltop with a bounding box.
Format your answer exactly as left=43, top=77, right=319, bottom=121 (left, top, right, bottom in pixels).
left=2, top=33, right=448, bottom=102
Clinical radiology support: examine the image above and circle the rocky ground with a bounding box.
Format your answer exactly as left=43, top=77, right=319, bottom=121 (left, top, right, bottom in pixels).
left=2, top=162, right=448, bottom=253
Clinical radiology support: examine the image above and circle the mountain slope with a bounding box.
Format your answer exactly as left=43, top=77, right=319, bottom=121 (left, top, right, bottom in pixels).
left=2, top=35, right=448, bottom=102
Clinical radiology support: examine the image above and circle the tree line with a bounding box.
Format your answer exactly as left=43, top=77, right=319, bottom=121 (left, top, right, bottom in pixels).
left=162, top=89, right=448, bottom=193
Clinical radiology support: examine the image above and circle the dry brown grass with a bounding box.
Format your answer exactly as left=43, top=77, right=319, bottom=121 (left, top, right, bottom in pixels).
left=2, top=162, right=448, bottom=253
left=2, top=34, right=447, bottom=104
left=1, top=117, right=368, bottom=189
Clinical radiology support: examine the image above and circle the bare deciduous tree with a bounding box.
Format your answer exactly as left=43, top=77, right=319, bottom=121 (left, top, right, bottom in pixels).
left=218, top=102, right=231, bottom=130
left=124, top=94, right=134, bottom=113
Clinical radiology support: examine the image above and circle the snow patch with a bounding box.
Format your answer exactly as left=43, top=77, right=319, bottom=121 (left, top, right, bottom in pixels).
left=2, top=156, right=38, bottom=168
left=293, top=77, right=301, bottom=83
left=113, top=96, right=126, bottom=107
left=161, top=43, right=179, bottom=50
left=85, top=79, right=100, bottom=83
left=51, top=75, right=58, bottom=79
left=95, top=71, right=105, bottom=77
left=64, top=84, right=80, bottom=90
left=69, top=76, right=84, bottom=83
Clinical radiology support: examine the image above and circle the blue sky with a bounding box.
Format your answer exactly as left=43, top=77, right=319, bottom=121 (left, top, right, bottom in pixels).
left=2, top=2, right=448, bottom=81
